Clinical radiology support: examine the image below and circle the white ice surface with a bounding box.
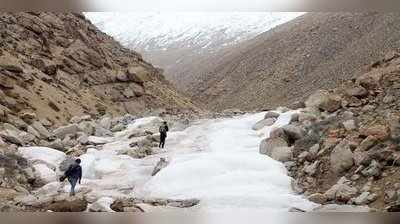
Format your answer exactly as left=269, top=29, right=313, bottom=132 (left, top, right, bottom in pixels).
left=24, top=113, right=315, bottom=211
left=18, top=146, right=66, bottom=168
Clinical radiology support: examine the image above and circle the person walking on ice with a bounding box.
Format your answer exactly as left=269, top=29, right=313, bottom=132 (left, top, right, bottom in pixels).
left=60, top=158, right=82, bottom=196
left=159, top=121, right=169, bottom=149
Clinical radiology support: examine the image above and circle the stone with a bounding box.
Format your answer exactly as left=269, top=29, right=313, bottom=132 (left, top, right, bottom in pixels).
left=269, top=146, right=293, bottom=162
left=298, top=112, right=318, bottom=123
left=27, top=126, right=40, bottom=139
left=127, top=66, right=151, bottom=84
left=0, top=123, right=23, bottom=145
left=78, top=121, right=95, bottom=136
left=264, top=111, right=280, bottom=119
left=308, top=193, right=327, bottom=204
left=46, top=139, right=65, bottom=151
left=259, top=137, right=288, bottom=156
left=151, top=158, right=169, bottom=176
left=282, top=125, right=306, bottom=143
left=359, top=124, right=390, bottom=141
left=70, top=115, right=91, bottom=123
left=99, top=116, right=112, bottom=130
left=356, top=70, right=383, bottom=90
left=303, top=161, right=320, bottom=176
left=357, top=136, right=377, bottom=151
left=305, top=90, right=342, bottom=113
left=343, top=120, right=357, bottom=131
left=324, top=179, right=358, bottom=202
left=330, top=140, right=354, bottom=173
left=345, top=86, right=368, bottom=98
left=46, top=199, right=88, bottom=212
left=353, top=192, right=377, bottom=205
left=95, top=126, right=113, bottom=137
left=77, top=133, right=89, bottom=145
left=31, top=121, right=51, bottom=139
left=20, top=112, right=36, bottom=123
left=252, top=118, right=275, bottom=130
left=53, top=124, right=81, bottom=139
left=383, top=95, right=395, bottom=104
left=88, top=197, right=114, bottom=212
left=361, top=160, right=382, bottom=177
left=111, top=123, right=125, bottom=132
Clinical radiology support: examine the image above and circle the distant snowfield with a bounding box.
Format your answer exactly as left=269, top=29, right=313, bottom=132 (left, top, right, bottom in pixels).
left=85, top=12, right=303, bottom=52
left=20, top=112, right=316, bottom=211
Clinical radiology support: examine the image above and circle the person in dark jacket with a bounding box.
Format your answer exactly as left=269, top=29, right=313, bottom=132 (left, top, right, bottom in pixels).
left=159, top=121, right=169, bottom=149
left=62, top=158, right=82, bottom=196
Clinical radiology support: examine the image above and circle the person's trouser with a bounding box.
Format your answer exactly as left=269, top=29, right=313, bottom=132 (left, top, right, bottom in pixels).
left=68, top=177, right=78, bottom=196
left=159, top=134, right=166, bottom=148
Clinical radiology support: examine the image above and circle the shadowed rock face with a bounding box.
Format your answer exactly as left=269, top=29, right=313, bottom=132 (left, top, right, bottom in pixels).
left=0, top=12, right=199, bottom=126
left=187, top=12, right=400, bottom=111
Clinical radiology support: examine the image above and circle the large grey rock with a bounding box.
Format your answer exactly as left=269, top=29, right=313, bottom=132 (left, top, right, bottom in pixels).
left=95, top=126, right=113, bottom=137
left=259, top=137, right=288, bottom=156
left=88, top=197, right=114, bottom=212
left=305, top=90, right=342, bottom=113
left=264, top=111, right=280, bottom=119
left=99, top=116, right=112, bottom=130
left=353, top=192, right=377, bottom=205
left=27, top=126, right=41, bottom=138
left=31, top=121, right=51, bottom=139
left=307, top=193, right=327, bottom=204
left=324, top=177, right=358, bottom=202
left=361, top=160, right=382, bottom=177
left=330, top=140, right=354, bottom=173
left=0, top=123, right=23, bottom=145
left=53, top=124, right=81, bottom=139
left=70, top=115, right=91, bottom=124
left=78, top=121, right=95, bottom=136
left=268, top=146, right=292, bottom=162
left=282, top=125, right=306, bottom=142
left=252, top=118, right=275, bottom=130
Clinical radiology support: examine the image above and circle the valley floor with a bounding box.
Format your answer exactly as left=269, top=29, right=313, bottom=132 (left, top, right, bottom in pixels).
left=18, top=112, right=316, bottom=212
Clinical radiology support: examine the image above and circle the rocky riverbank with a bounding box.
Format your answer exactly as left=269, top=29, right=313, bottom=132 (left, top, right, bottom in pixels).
left=256, top=52, right=400, bottom=212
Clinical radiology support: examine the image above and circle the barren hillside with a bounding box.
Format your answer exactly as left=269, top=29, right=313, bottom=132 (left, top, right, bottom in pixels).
left=191, top=12, right=400, bottom=111
left=0, top=13, right=198, bottom=126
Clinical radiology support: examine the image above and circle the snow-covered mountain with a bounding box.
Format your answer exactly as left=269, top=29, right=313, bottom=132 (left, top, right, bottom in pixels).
left=85, top=12, right=303, bottom=88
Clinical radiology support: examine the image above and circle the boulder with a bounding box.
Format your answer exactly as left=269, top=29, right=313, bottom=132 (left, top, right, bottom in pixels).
left=127, top=66, right=151, bottom=84
left=259, top=137, right=288, bottom=156
left=353, top=192, right=377, bottom=205
left=303, top=161, right=320, bottom=176
left=264, top=111, right=280, bottom=119
left=99, top=116, right=112, bottom=130
left=359, top=124, right=390, bottom=141
left=345, top=86, right=368, bottom=98
left=252, top=118, right=275, bottom=130
left=324, top=178, right=358, bottom=202
left=342, top=120, right=357, bottom=131
left=46, top=199, right=87, bottom=212
left=305, top=90, right=341, bottom=113
left=31, top=121, right=51, bottom=139
left=0, top=123, right=24, bottom=145
left=78, top=121, right=95, bottom=136
left=361, top=160, right=382, bottom=177
left=94, top=126, right=113, bottom=137
left=282, top=125, right=306, bottom=143
left=307, top=193, right=327, bottom=204
left=70, top=115, right=91, bottom=124
left=53, top=124, right=81, bottom=139
left=330, top=140, right=354, bottom=173
left=269, top=146, right=293, bottom=162
left=88, top=197, right=114, bottom=212
left=356, top=70, right=383, bottom=90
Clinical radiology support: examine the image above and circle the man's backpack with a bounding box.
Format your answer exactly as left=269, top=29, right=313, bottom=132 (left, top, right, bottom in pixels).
left=159, top=125, right=167, bottom=134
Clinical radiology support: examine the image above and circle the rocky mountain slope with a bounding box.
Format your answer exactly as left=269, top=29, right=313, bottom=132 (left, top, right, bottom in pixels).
left=190, top=12, right=400, bottom=111
left=0, top=12, right=198, bottom=128
left=85, top=12, right=302, bottom=90
left=255, top=51, right=400, bottom=211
